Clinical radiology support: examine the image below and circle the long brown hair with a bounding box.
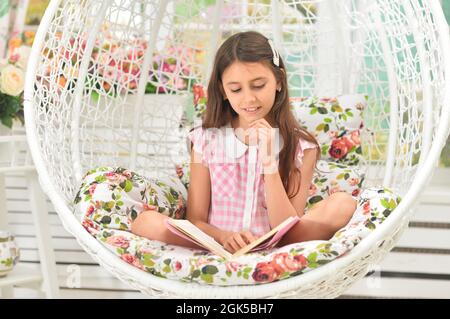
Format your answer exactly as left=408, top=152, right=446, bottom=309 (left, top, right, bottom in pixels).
left=202, top=31, right=320, bottom=199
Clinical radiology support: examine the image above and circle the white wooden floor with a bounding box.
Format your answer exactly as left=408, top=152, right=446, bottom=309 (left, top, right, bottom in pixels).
left=2, top=172, right=450, bottom=299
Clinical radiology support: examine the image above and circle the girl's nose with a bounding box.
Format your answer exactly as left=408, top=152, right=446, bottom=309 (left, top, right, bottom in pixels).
left=243, top=90, right=257, bottom=103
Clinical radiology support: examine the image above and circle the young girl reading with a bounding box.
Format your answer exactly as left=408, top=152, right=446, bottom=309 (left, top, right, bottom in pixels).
left=131, top=31, right=357, bottom=253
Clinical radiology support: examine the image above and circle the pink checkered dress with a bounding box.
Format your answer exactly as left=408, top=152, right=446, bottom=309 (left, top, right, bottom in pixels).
left=187, top=122, right=317, bottom=237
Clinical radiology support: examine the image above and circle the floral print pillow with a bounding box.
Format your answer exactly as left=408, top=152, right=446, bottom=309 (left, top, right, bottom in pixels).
left=73, top=167, right=186, bottom=233
left=74, top=177, right=401, bottom=286
left=307, top=160, right=364, bottom=209
left=290, top=95, right=366, bottom=166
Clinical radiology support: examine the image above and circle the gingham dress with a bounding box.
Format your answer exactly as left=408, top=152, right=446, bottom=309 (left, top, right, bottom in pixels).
left=187, top=122, right=317, bottom=237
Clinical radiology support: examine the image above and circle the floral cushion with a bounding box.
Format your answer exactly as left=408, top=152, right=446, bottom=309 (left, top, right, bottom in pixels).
left=73, top=167, right=187, bottom=232
left=290, top=95, right=366, bottom=166
left=73, top=166, right=400, bottom=286
left=306, top=160, right=364, bottom=208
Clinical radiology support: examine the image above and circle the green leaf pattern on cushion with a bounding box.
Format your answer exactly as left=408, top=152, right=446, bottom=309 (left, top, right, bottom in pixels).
left=73, top=167, right=186, bottom=234
left=306, top=160, right=365, bottom=209
left=290, top=95, right=366, bottom=166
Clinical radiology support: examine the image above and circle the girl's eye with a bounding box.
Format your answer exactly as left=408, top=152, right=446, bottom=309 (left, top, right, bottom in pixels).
left=230, top=85, right=265, bottom=93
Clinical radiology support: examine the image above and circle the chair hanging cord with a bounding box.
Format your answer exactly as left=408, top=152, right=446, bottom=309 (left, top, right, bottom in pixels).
left=268, top=39, right=280, bottom=67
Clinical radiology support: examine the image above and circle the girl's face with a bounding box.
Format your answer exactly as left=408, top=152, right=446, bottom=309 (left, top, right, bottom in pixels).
left=221, top=61, right=280, bottom=127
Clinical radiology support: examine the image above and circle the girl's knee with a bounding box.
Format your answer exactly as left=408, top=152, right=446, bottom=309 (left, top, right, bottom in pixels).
left=326, top=192, right=357, bottom=228
left=130, top=210, right=167, bottom=240
left=329, top=192, right=356, bottom=211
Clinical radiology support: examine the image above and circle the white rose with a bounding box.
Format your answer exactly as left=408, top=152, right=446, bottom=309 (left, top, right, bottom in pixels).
left=0, top=65, right=25, bottom=96
left=12, top=46, right=32, bottom=70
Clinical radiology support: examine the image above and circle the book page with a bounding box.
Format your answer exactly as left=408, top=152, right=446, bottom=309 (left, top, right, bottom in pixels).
left=232, top=216, right=300, bottom=258
left=166, top=216, right=299, bottom=260
left=166, top=219, right=232, bottom=259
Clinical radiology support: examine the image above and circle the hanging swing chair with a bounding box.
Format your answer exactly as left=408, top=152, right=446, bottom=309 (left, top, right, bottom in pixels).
left=24, top=0, right=450, bottom=298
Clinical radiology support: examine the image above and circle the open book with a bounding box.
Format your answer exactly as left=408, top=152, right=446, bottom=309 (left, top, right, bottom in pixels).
left=165, top=216, right=300, bottom=259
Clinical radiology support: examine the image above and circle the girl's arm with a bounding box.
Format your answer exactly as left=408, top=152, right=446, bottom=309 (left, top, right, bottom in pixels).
left=186, top=149, right=231, bottom=245
left=263, top=147, right=317, bottom=229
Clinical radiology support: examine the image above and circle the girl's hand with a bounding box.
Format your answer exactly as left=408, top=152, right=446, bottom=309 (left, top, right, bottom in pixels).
left=220, top=230, right=258, bottom=253
left=247, top=119, right=279, bottom=174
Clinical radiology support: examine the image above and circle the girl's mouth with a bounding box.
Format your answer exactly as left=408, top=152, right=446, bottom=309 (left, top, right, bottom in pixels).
left=243, top=106, right=261, bottom=114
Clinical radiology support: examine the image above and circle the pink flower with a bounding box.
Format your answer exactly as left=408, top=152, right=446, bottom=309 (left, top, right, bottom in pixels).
left=329, top=137, right=354, bottom=159
left=174, top=77, right=187, bottom=90
left=289, top=97, right=307, bottom=102
left=175, top=165, right=184, bottom=178
left=320, top=97, right=337, bottom=103
left=363, top=201, right=371, bottom=215
left=8, top=53, right=20, bottom=63
left=121, top=254, right=144, bottom=269
left=195, top=257, right=212, bottom=267
left=350, top=130, right=361, bottom=145
left=121, top=169, right=133, bottom=179
left=225, top=261, right=241, bottom=273
left=272, top=252, right=306, bottom=272
left=106, top=236, right=130, bottom=248
left=252, top=262, right=280, bottom=283
left=348, top=178, right=359, bottom=186
left=173, top=261, right=182, bottom=272
left=308, top=184, right=317, bottom=196
left=193, top=84, right=207, bottom=104
left=352, top=189, right=361, bottom=197
left=85, top=205, right=95, bottom=218
left=88, top=184, right=97, bottom=195
left=105, top=172, right=126, bottom=184
left=81, top=219, right=100, bottom=235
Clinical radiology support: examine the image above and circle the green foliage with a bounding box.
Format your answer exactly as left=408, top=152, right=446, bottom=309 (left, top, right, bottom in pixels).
left=0, top=92, right=24, bottom=128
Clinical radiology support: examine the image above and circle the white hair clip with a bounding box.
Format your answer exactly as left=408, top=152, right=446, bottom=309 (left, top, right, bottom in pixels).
left=268, top=39, right=280, bottom=67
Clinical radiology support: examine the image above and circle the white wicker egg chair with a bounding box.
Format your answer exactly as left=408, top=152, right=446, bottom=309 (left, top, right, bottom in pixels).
left=24, top=0, right=450, bottom=298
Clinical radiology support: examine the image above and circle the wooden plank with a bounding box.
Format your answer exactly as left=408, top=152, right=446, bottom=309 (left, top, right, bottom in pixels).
left=7, top=200, right=51, bottom=213
left=411, top=203, right=450, bottom=223
left=396, top=227, right=450, bottom=250
left=378, top=252, right=450, bottom=274
left=17, top=262, right=117, bottom=279
left=20, top=249, right=96, bottom=264
left=418, top=186, right=450, bottom=205
left=15, top=236, right=83, bottom=250
left=344, top=277, right=450, bottom=298
left=9, top=224, right=74, bottom=238
left=8, top=213, right=61, bottom=225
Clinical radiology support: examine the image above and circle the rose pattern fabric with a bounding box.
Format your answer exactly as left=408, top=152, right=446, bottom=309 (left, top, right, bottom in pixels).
left=290, top=95, right=366, bottom=166
left=74, top=167, right=400, bottom=286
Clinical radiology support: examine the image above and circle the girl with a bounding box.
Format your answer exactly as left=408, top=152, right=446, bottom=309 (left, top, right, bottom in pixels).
left=131, top=31, right=357, bottom=253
